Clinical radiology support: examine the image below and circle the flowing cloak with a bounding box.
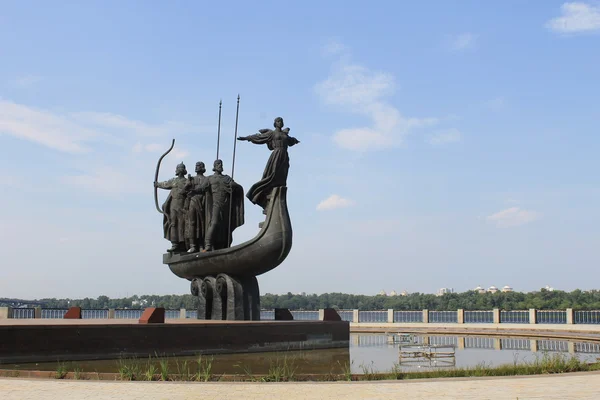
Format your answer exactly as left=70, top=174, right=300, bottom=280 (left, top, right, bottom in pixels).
left=245, top=128, right=298, bottom=209
left=201, top=175, right=245, bottom=250
left=158, top=176, right=188, bottom=242
left=185, top=175, right=210, bottom=245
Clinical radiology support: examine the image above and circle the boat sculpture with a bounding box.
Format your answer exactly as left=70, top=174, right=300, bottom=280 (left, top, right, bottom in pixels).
left=163, top=186, right=292, bottom=320
left=158, top=112, right=299, bottom=321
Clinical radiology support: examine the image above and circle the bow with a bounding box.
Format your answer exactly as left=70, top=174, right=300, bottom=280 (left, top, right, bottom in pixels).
left=154, top=139, right=175, bottom=214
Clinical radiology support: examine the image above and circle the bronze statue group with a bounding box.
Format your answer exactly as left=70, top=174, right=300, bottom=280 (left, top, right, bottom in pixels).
left=155, top=117, right=299, bottom=254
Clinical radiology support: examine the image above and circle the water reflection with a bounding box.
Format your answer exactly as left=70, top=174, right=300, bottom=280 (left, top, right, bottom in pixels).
left=6, top=348, right=351, bottom=376
left=350, top=333, right=600, bottom=374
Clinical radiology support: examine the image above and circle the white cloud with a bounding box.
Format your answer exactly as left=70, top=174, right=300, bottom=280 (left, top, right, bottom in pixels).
left=427, top=128, right=462, bottom=145
left=546, top=2, right=600, bottom=33
left=486, top=207, right=540, bottom=228
left=447, top=33, right=477, bottom=51
left=62, top=166, right=147, bottom=196
left=0, top=100, right=193, bottom=154
left=72, top=112, right=192, bottom=138
left=133, top=142, right=169, bottom=153
left=0, top=100, right=97, bottom=153
left=314, top=47, right=438, bottom=151
left=316, top=195, right=355, bottom=211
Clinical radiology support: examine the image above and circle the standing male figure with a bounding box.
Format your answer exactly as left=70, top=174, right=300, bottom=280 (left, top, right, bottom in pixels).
left=185, top=161, right=209, bottom=253
left=198, top=159, right=245, bottom=252
left=155, top=162, right=189, bottom=252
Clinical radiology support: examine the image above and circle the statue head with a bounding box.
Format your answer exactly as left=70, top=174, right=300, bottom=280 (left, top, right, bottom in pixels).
left=176, top=162, right=187, bottom=176
left=273, top=117, right=284, bottom=129
left=213, top=159, right=224, bottom=173
left=195, top=161, right=206, bottom=174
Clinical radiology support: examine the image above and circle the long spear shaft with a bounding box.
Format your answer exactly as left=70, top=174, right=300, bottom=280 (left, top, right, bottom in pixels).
left=216, top=99, right=222, bottom=160
left=228, top=94, right=240, bottom=247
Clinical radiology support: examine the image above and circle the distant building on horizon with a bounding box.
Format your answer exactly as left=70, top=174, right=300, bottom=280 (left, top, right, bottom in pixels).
left=437, top=288, right=454, bottom=296
left=474, top=285, right=486, bottom=294
left=377, top=290, right=387, bottom=296
left=472, top=285, right=514, bottom=294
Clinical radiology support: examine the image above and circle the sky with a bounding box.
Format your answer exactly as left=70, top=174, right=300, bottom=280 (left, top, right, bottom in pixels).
left=1, top=1, right=599, bottom=298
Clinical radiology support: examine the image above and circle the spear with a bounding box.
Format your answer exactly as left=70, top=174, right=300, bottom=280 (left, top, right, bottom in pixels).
left=228, top=94, right=240, bottom=247
left=216, top=99, right=222, bottom=160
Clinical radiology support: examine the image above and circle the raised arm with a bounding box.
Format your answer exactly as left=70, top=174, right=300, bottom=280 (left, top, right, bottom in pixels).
left=237, top=129, right=273, bottom=145
left=155, top=178, right=174, bottom=190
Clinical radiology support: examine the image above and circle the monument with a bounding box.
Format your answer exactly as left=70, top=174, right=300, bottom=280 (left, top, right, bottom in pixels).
left=156, top=97, right=299, bottom=320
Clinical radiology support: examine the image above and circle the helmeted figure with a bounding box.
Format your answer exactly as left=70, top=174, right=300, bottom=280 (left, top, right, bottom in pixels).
left=237, top=117, right=299, bottom=210
left=198, top=159, right=245, bottom=252
left=155, top=162, right=189, bottom=252
left=185, top=161, right=209, bottom=253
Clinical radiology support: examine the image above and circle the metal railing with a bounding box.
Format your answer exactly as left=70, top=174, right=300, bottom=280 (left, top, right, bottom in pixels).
left=464, top=310, right=494, bottom=323
left=290, top=310, right=319, bottom=320
left=338, top=310, right=354, bottom=322
left=114, top=309, right=143, bottom=319
left=12, top=308, right=35, bottom=319
left=500, top=310, right=530, bottom=324
left=82, top=309, right=109, bottom=319
left=358, top=311, right=387, bottom=323
left=41, top=309, right=68, bottom=319
left=4, top=307, right=600, bottom=325
left=394, top=311, right=423, bottom=323
left=260, top=310, right=275, bottom=320
left=165, top=310, right=180, bottom=319
left=536, top=310, right=566, bottom=324
left=575, top=310, right=600, bottom=324
left=429, top=311, right=458, bottom=323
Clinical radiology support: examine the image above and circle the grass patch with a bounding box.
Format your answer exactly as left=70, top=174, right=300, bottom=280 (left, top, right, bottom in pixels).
left=73, top=366, right=83, bottom=380
left=387, top=353, right=600, bottom=381
left=9, top=351, right=599, bottom=382
left=54, top=362, right=68, bottom=379
left=195, top=355, right=214, bottom=382
left=263, top=355, right=297, bottom=382
left=159, top=357, right=170, bottom=381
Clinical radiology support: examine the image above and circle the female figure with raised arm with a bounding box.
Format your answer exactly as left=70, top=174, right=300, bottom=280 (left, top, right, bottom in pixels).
left=237, top=117, right=299, bottom=209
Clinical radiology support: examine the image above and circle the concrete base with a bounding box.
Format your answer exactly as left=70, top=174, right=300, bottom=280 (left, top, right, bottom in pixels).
left=0, top=319, right=349, bottom=364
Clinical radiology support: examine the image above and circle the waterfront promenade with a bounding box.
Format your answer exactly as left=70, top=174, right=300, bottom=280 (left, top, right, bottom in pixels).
left=2, top=372, right=600, bottom=399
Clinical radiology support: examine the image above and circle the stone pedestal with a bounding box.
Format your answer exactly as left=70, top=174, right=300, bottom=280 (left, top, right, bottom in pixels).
left=191, top=273, right=260, bottom=320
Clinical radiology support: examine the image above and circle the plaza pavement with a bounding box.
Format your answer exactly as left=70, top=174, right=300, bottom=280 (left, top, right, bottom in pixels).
left=2, top=372, right=600, bottom=400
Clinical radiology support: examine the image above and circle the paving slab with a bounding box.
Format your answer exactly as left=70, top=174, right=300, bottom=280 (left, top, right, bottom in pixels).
left=2, top=372, right=600, bottom=400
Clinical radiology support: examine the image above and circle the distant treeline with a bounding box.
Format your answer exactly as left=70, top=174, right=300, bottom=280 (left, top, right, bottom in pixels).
left=9, top=289, right=600, bottom=311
